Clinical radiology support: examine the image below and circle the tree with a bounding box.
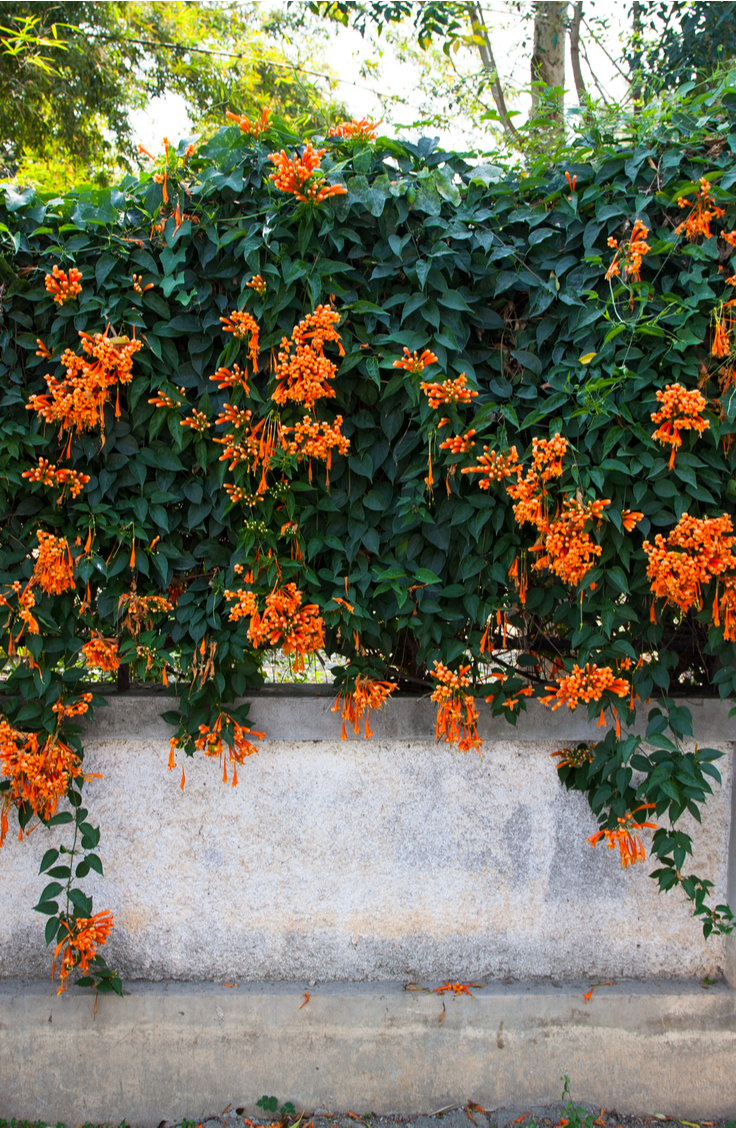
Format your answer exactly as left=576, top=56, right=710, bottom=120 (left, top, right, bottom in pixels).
left=626, top=1, right=736, bottom=93
left=0, top=1, right=346, bottom=182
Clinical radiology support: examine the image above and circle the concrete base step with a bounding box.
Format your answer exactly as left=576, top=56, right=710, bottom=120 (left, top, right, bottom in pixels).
left=1, top=980, right=734, bottom=1123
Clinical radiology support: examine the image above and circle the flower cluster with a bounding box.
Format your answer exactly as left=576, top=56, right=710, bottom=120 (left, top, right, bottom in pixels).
left=393, top=347, right=438, bottom=374
left=22, top=458, right=90, bottom=501
left=210, top=364, right=250, bottom=394
left=439, top=429, right=476, bottom=454
left=27, top=330, right=142, bottom=446
left=675, top=179, right=725, bottom=241
left=328, top=117, right=381, bottom=141
left=537, top=497, right=610, bottom=587
left=226, top=107, right=271, bottom=138
left=268, top=144, right=347, bottom=203
left=0, top=719, right=82, bottom=825
left=605, top=219, right=650, bottom=282
left=45, top=265, right=83, bottom=306
left=461, top=446, right=519, bottom=488
left=711, top=306, right=734, bottom=360
left=430, top=662, right=481, bottom=754
left=650, top=383, right=709, bottom=468
left=541, top=664, right=629, bottom=711
left=713, top=575, right=736, bottom=641
left=551, top=743, right=595, bottom=770
left=32, top=530, right=75, bottom=595
left=220, top=310, right=259, bottom=369
left=247, top=274, right=267, bottom=296
left=179, top=712, right=263, bottom=787
left=117, top=587, right=173, bottom=637
left=589, top=807, right=657, bottom=869
left=420, top=372, right=478, bottom=409
left=273, top=306, right=344, bottom=409
left=180, top=410, right=211, bottom=434
left=281, top=415, right=350, bottom=484
left=229, top=584, right=324, bottom=672
left=644, top=513, right=736, bottom=616
left=82, top=635, right=120, bottom=672
left=52, top=911, right=114, bottom=993
left=332, top=676, right=396, bottom=739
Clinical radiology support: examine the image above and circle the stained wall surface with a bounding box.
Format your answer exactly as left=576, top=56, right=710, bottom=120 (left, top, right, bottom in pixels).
left=2, top=693, right=733, bottom=982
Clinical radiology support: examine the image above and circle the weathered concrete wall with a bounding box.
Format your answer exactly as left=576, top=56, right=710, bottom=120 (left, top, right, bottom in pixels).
left=2, top=980, right=735, bottom=1122
left=2, top=693, right=733, bottom=983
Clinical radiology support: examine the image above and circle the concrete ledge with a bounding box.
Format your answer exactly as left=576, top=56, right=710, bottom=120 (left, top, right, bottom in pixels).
left=83, top=689, right=736, bottom=743
left=1, top=980, right=735, bottom=1122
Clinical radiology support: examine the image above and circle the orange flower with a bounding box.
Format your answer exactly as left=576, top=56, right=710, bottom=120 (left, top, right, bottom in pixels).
left=328, top=117, right=381, bottom=141
left=420, top=372, right=478, bottom=409
left=644, top=512, right=736, bottom=615
left=711, top=310, right=733, bottom=359
left=45, top=265, right=83, bottom=306
left=272, top=307, right=344, bottom=410
left=52, top=694, right=93, bottom=718
left=332, top=676, right=395, bottom=739
left=226, top=107, right=271, bottom=138
left=184, top=711, right=264, bottom=786
left=713, top=575, right=736, bottom=640
left=282, top=415, right=350, bottom=484
left=540, top=664, right=629, bottom=711
left=220, top=310, right=259, bottom=368
left=439, top=429, right=476, bottom=454
left=0, top=719, right=82, bottom=823
left=22, top=458, right=90, bottom=501
left=117, top=586, right=173, bottom=637
left=650, top=383, right=709, bottom=468
left=268, top=143, right=347, bottom=203
left=209, top=364, right=250, bottom=394
left=589, top=806, right=657, bottom=869
left=27, top=329, right=142, bottom=446
left=180, top=410, right=211, bottom=434
left=551, top=743, right=594, bottom=770
left=393, top=347, right=439, bottom=374
left=52, top=911, right=114, bottom=992
left=244, top=583, right=325, bottom=672
left=605, top=219, right=650, bottom=282
left=621, top=509, right=644, bottom=532
left=247, top=274, right=267, bottom=296
left=675, top=179, right=725, bottom=242
left=461, top=445, right=519, bottom=488
left=31, top=531, right=75, bottom=595
left=430, top=661, right=481, bottom=754
left=223, top=587, right=259, bottom=623
left=82, top=635, right=120, bottom=672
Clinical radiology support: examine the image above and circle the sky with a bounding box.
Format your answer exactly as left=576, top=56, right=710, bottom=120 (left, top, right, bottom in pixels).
left=130, top=0, right=632, bottom=155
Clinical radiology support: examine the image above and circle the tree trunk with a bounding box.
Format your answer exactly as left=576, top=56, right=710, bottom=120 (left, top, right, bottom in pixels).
left=531, top=1, right=568, bottom=121
left=468, top=2, right=517, bottom=137
left=568, top=2, right=587, bottom=107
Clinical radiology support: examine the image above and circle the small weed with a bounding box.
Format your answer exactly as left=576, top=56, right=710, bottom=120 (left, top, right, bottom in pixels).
left=257, top=1098, right=297, bottom=1118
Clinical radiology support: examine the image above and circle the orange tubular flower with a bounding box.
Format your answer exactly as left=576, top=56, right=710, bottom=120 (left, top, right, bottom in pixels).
left=226, top=107, right=271, bottom=138
left=31, top=531, right=75, bottom=595
left=45, top=265, right=83, bottom=306
left=0, top=719, right=82, bottom=824
left=711, top=308, right=733, bottom=359
left=209, top=364, right=250, bottom=394
left=220, top=310, right=259, bottom=368
left=621, top=509, right=644, bottom=532
left=714, top=575, right=736, bottom=640
left=393, top=347, right=439, bottom=374
left=675, top=178, right=725, bottom=242
left=650, top=383, right=709, bottom=468
left=52, top=910, right=114, bottom=992
left=536, top=497, right=609, bottom=586
left=589, top=806, right=657, bottom=869
left=644, top=512, right=736, bottom=616
left=180, top=410, right=210, bottom=434
left=52, top=693, right=93, bottom=718
left=246, top=583, right=325, bottom=672
left=420, top=372, right=479, bottom=410
left=439, top=429, right=476, bottom=454
left=430, top=661, right=482, bottom=755
left=540, top=664, right=629, bottom=711
left=247, top=274, right=267, bottom=296
left=605, top=219, right=650, bottom=283
left=332, top=676, right=396, bottom=739
left=117, top=588, right=174, bottom=637
left=82, top=635, right=120, bottom=672
left=268, top=143, right=347, bottom=203
left=223, top=587, right=259, bottom=623
left=26, top=330, right=142, bottom=447
left=551, top=743, right=594, bottom=770
left=191, top=712, right=264, bottom=787
left=462, top=446, right=520, bottom=489
left=272, top=306, right=344, bottom=410
left=328, top=117, right=381, bottom=141
left=281, top=415, right=350, bottom=484
left=22, top=458, right=90, bottom=501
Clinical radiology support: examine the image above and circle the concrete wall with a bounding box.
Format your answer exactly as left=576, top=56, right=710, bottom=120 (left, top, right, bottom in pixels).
left=2, top=693, right=734, bottom=983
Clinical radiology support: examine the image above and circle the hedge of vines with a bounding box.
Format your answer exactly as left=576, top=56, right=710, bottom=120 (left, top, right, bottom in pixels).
left=1, top=99, right=736, bottom=993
